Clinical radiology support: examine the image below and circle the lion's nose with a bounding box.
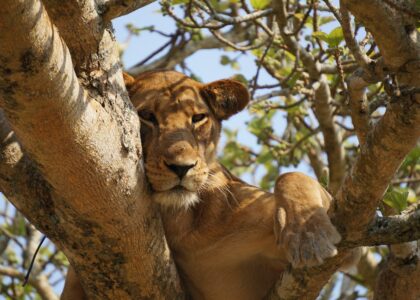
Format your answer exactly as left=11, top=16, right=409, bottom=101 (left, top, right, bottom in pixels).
left=165, top=162, right=196, bottom=179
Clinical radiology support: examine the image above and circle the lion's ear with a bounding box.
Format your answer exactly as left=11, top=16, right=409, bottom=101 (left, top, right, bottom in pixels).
left=201, top=79, right=250, bottom=120
left=123, top=72, right=136, bottom=91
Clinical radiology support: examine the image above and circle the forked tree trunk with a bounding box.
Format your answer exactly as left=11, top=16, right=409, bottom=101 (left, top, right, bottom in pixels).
left=0, top=1, right=184, bottom=299
left=0, top=0, right=418, bottom=299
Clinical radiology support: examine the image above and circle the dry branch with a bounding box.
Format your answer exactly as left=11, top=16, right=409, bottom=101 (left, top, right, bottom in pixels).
left=99, top=0, right=155, bottom=22
left=339, top=2, right=371, bottom=69
left=347, top=70, right=370, bottom=144
left=333, top=91, right=420, bottom=239
left=129, top=28, right=254, bottom=75
left=313, top=77, right=346, bottom=194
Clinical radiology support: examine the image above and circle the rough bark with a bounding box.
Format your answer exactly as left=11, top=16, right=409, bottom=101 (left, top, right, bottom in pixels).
left=374, top=242, right=420, bottom=300
left=342, top=204, right=420, bottom=248
left=347, top=70, right=371, bottom=145
left=312, top=76, right=346, bottom=194
left=99, top=0, right=155, bottom=22
left=0, top=0, right=183, bottom=299
left=342, top=0, right=419, bottom=73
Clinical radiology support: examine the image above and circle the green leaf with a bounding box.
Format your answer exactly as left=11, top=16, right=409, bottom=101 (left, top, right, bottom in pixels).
left=14, top=216, right=26, bottom=236
left=172, top=0, right=189, bottom=4
left=250, top=0, right=271, bottom=10
left=231, top=74, right=248, bottom=86
left=220, top=55, right=231, bottom=65
left=407, top=188, right=417, bottom=203
left=231, top=61, right=241, bottom=70
left=319, top=16, right=335, bottom=26
left=327, top=27, right=344, bottom=47
left=401, top=146, right=420, bottom=169
left=294, top=13, right=305, bottom=20
left=256, top=149, right=273, bottom=164
left=319, top=169, right=329, bottom=188
left=210, top=0, right=230, bottom=11
left=247, top=110, right=275, bottom=139
left=286, top=71, right=301, bottom=88
left=313, top=27, right=344, bottom=47
left=312, top=31, right=329, bottom=43
left=383, top=189, right=409, bottom=213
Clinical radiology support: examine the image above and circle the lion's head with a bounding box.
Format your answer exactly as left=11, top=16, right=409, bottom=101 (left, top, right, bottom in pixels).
left=124, top=70, right=249, bottom=209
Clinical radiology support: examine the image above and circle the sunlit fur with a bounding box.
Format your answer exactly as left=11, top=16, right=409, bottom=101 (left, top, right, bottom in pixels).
left=127, top=70, right=231, bottom=210
left=153, top=190, right=200, bottom=210
left=125, top=71, right=343, bottom=300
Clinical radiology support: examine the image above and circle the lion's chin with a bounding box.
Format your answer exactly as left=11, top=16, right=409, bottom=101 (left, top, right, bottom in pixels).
left=152, top=187, right=200, bottom=210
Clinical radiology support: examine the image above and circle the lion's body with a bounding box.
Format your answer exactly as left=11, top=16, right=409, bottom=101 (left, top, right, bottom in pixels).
left=61, top=71, right=341, bottom=300
left=161, top=171, right=284, bottom=300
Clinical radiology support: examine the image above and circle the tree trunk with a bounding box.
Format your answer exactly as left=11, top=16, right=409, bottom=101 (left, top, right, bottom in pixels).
left=0, top=0, right=184, bottom=298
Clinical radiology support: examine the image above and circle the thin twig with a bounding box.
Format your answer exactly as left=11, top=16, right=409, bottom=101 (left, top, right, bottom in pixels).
left=339, top=2, right=371, bottom=69
left=322, top=0, right=341, bottom=22
left=251, top=38, right=274, bottom=99
left=23, top=235, right=46, bottom=286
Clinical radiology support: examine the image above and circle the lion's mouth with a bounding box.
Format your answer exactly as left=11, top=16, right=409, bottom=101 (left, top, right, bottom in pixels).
left=152, top=184, right=201, bottom=209
left=171, top=185, right=192, bottom=193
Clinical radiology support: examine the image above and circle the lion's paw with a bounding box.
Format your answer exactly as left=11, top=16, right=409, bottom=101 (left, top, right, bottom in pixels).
left=275, top=207, right=341, bottom=268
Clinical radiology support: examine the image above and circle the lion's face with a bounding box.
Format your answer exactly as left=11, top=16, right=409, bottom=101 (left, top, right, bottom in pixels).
left=125, top=71, right=249, bottom=209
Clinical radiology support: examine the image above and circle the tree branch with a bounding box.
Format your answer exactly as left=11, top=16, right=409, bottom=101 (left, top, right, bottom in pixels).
left=347, top=70, right=370, bottom=144
left=342, top=204, right=420, bottom=248
left=342, top=0, right=418, bottom=71
left=193, top=0, right=273, bottom=25
left=313, top=77, right=346, bottom=194
left=42, top=0, right=106, bottom=69
left=0, top=266, right=58, bottom=300
left=99, top=0, right=155, bottom=22
left=0, top=110, right=59, bottom=235
left=272, top=0, right=346, bottom=194
left=272, top=0, right=321, bottom=79
left=129, top=28, right=255, bottom=75
left=339, top=2, right=371, bottom=70
left=333, top=88, right=420, bottom=240
left=374, top=241, right=420, bottom=300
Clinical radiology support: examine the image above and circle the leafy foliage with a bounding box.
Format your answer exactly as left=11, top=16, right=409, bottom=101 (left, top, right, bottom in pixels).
left=250, top=0, right=271, bottom=10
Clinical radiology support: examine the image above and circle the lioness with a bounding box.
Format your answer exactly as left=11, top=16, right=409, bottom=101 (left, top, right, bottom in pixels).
left=62, top=70, right=341, bottom=300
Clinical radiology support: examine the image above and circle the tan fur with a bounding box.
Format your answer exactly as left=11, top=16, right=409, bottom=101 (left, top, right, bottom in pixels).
left=61, top=71, right=341, bottom=300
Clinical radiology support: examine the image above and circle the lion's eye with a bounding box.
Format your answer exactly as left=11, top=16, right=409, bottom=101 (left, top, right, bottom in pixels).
left=138, top=110, right=158, bottom=125
left=192, top=114, right=207, bottom=124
